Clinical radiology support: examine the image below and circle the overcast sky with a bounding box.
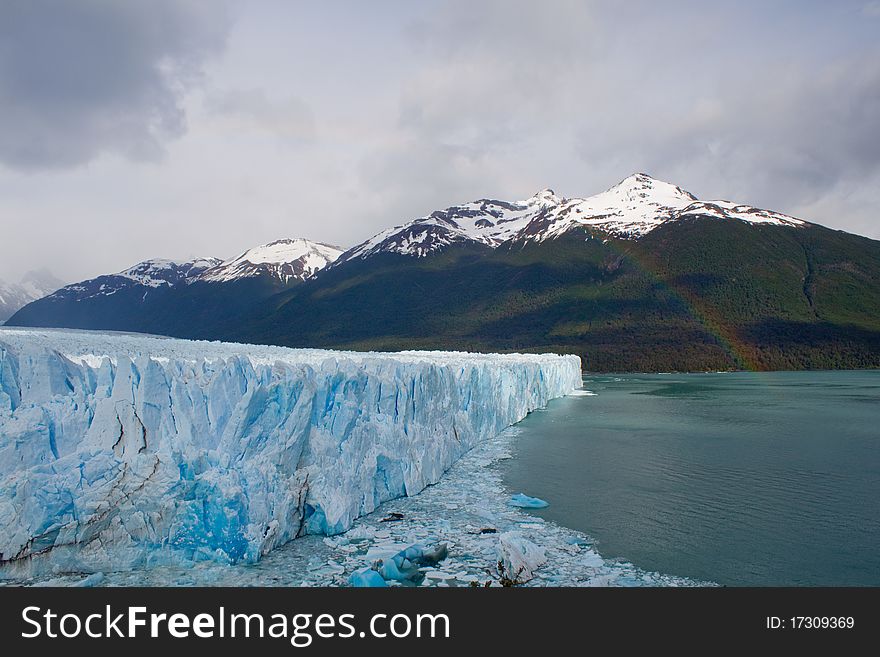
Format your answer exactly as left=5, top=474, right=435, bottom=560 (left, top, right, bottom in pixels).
left=1, top=0, right=878, bottom=283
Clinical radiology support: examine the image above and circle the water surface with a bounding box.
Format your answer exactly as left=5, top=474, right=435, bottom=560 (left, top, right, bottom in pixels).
left=500, top=371, right=880, bottom=586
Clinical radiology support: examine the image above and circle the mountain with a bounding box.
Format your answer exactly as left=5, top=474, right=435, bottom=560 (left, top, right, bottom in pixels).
left=8, top=240, right=341, bottom=337
left=46, top=258, right=223, bottom=302
left=336, top=173, right=803, bottom=263
left=198, top=239, right=342, bottom=284
left=232, top=175, right=879, bottom=372
left=7, top=257, right=221, bottom=332
left=8, top=176, right=880, bottom=371
left=0, top=268, right=64, bottom=323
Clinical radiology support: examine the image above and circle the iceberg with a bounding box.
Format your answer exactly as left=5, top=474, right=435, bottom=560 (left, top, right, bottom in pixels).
left=348, top=568, right=387, bottom=588
left=0, top=328, right=580, bottom=578
left=509, top=493, right=549, bottom=508
left=497, top=531, right=547, bottom=582
left=376, top=542, right=448, bottom=584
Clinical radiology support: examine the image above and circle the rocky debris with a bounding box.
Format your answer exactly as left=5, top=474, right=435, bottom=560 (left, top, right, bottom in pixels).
left=380, top=512, right=405, bottom=523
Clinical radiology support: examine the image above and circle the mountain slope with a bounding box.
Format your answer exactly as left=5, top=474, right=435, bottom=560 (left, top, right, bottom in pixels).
left=336, top=173, right=804, bottom=265
left=8, top=239, right=341, bottom=337
left=198, top=239, right=342, bottom=284
left=7, top=258, right=221, bottom=332
left=234, top=216, right=880, bottom=372
left=9, top=176, right=880, bottom=371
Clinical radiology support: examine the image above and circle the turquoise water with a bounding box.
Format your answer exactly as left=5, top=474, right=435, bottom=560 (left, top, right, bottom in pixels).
left=499, top=371, right=880, bottom=586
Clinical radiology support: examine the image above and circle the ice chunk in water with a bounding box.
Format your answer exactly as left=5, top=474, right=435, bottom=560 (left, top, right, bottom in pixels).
left=509, top=493, right=549, bottom=508
left=349, top=568, right=387, bottom=587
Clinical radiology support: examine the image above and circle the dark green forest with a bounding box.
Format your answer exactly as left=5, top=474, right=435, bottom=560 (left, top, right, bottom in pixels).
left=11, top=217, right=880, bottom=372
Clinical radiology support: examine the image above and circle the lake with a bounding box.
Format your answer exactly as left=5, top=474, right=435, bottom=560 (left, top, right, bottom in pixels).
left=499, top=371, right=880, bottom=586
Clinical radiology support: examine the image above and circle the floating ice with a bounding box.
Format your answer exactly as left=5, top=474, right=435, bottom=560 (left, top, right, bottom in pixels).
left=497, top=531, right=546, bottom=582
left=374, top=542, right=448, bottom=584
left=377, top=557, right=412, bottom=582
left=0, top=328, right=580, bottom=578
left=348, top=567, right=387, bottom=588
left=509, top=493, right=550, bottom=509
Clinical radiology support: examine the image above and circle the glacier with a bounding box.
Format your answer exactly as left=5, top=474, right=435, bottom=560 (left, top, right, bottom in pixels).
left=0, top=328, right=580, bottom=578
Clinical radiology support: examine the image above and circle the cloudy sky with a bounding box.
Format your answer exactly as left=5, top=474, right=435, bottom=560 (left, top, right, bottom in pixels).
left=1, top=0, right=878, bottom=283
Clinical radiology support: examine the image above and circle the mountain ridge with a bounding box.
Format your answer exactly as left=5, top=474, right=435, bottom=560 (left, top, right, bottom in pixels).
left=335, top=173, right=805, bottom=265
left=7, top=174, right=879, bottom=373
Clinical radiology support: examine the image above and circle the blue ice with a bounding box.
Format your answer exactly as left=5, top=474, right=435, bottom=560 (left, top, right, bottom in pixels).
left=0, top=328, right=580, bottom=577
left=348, top=568, right=387, bottom=587
left=509, top=493, right=549, bottom=508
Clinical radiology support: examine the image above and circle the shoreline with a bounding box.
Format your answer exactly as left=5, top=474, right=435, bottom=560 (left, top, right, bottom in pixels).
left=7, top=424, right=708, bottom=588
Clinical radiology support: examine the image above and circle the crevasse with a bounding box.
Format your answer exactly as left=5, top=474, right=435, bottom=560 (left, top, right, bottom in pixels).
left=0, top=329, right=580, bottom=577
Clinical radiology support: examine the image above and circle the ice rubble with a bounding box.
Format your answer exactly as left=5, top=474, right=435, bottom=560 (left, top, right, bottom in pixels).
left=349, top=542, right=449, bottom=586
left=0, top=328, right=580, bottom=577
left=497, top=532, right=546, bottom=582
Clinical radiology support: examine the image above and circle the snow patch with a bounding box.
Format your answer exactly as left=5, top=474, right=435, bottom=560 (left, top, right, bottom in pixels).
left=198, top=239, right=342, bottom=284
left=339, top=172, right=807, bottom=262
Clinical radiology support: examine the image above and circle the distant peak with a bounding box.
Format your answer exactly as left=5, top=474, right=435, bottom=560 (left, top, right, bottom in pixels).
left=617, top=172, right=661, bottom=187
left=197, top=238, right=343, bottom=284
left=122, top=257, right=218, bottom=272
left=526, top=188, right=563, bottom=206
left=20, top=268, right=65, bottom=288
left=607, top=172, right=697, bottom=201
left=264, top=238, right=306, bottom=246
left=251, top=238, right=342, bottom=252
left=122, top=258, right=177, bottom=272
left=240, top=238, right=342, bottom=258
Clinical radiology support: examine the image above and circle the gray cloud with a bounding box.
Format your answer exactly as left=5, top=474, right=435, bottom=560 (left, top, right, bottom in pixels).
left=571, top=52, right=880, bottom=215
left=1, top=0, right=878, bottom=284
left=205, top=89, right=316, bottom=141
left=864, top=1, right=880, bottom=17
left=0, top=0, right=228, bottom=169
left=360, top=0, right=880, bottom=233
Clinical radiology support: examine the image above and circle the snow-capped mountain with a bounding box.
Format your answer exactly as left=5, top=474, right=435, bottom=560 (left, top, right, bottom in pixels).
left=340, top=173, right=805, bottom=263
left=6, top=173, right=879, bottom=374
left=38, top=238, right=342, bottom=305
left=198, top=238, right=342, bottom=284
left=7, top=241, right=343, bottom=335
left=47, top=257, right=222, bottom=302
left=0, top=269, right=64, bottom=322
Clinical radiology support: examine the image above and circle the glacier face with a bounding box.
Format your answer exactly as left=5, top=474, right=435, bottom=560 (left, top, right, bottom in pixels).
left=0, top=328, right=580, bottom=577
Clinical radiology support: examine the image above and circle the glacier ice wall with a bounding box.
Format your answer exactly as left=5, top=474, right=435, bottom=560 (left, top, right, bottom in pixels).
left=0, top=329, right=580, bottom=577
